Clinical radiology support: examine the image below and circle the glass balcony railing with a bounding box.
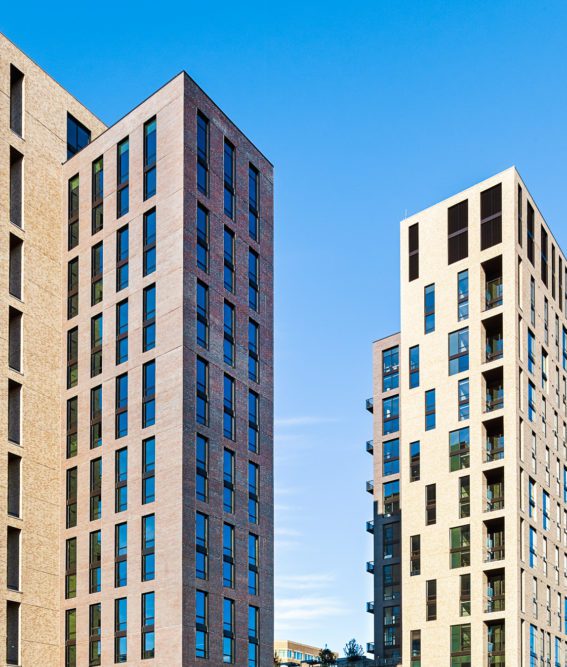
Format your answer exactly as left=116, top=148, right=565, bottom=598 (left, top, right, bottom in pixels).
left=366, top=397, right=374, bottom=413
left=366, top=561, right=375, bottom=574
left=486, top=493, right=504, bottom=512
left=486, top=387, right=504, bottom=412
left=366, top=439, right=374, bottom=454
left=486, top=335, right=503, bottom=362
left=486, top=436, right=504, bottom=461
left=367, top=643, right=375, bottom=654
left=366, top=520, right=374, bottom=534
left=486, top=278, right=503, bottom=309
left=366, top=480, right=374, bottom=494
left=366, top=601, right=374, bottom=613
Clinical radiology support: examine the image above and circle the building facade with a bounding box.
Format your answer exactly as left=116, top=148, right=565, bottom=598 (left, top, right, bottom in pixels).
left=1, top=33, right=273, bottom=667
left=368, top=167, right=567, bottom=666
left=274, top=639, right=322, bottom=664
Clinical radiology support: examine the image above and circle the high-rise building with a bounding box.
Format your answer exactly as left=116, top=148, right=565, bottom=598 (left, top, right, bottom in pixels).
left=1, top=32, right=273, bottom=666
left=367, top=167, right=567, bottom=666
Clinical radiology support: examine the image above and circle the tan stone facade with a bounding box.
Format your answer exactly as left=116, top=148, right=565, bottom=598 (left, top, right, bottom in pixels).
left=370, top=167, right=567, bottom=665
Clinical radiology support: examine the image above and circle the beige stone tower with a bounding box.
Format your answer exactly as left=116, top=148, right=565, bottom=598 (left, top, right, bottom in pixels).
left=368, top=168, right=566, bottom=666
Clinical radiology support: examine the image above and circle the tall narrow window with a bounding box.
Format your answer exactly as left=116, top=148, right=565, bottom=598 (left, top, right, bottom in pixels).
left=383, top=438, right=400, bottom=476
left=89, top=530, right=101, bottom=594
left=67, top=113, right=91, bottom=158
left=197, top=112, right=209, bottom=195
left=91, top=242, right=103, bottom=305
left=197, top=204, right=209, bottom=272
left=115, top=447, right=128, bottom=513
left=458, top=270, right=469, bottom=320
left=6, top=527, right=20, bottom=591
left=527, top=202, right=535, bottom=265
left=383, top=346, right=399, bottom=391
left=141, top=592, right=155, bottom=659
left=9, top=234, right=23, bottom=300
left=116, top=225, right=129, bottom=291
left=223, top=599, right=235, bottom=663
left=65, top=608, right=76, bottom=667
left=409, top=345, right=419, bottom=389
left=425, top=484, right=436, bottom=525
left=67, top=174, right=79, bottom=248
left=115, top=522, right=127, bottom=587
left=248, top=533, right=259, bottom=595
left=7, top=308, right=21, bottom=373
left=66, top=467, right=77, bottom=529
left=7, top=380, right=21, bottom=445
left=196, top=357, right=208, bottom=426
left=410, top=535, right=421, bottom=575
left=67, top=327, right=78, bottom=388
left=143, top=284, right=156, bottom=352
left=142, top=437, right=155, bottom=505
left=410, top=631, right=421, bottom=666
left=196, top=591, right=208, bottom=659
left=142, top=514, right=155, bottom=581
left=223, top=523, right=235, bottom=587
left=90, top=314, right=103, bottom=377
left=224, top=301, right=235, bottom=365
left=224, top=449, right=235, bottom=513
left=224, top=375, right=235, bottom=439
left=450, top=525, right=471, bottom=568
left=383, top=396, right=400, bottom=434
left=224, top=227, right=235, bottom=292
left=117, top=138, right=129, bottom=217
left=480, top=183, right=502, bottom=250
left=249, top=320, right=259, bottom=382
left=449, top=328, right=469, bottom=375
left=90, top=385, right=102, bottom=449
left=143, top=209, right=156, bottom=276
left=7, top=454, right=21, bottom=518
left=410, top=441, right=420, bottom=482
left=142, top=361, right=156, bottom=428
left=92, top=157, right=103, bottom=234
left=541, top=226, right=549, bottom=286
left=249, top=249, right=259, bottom=311
left=249, top=164, right=259, bottom=240
left=448, top=199, right=468, bottom=263
left=450, top=624, right=471, bottom=664
left=224, top=140, right=235, bottom=218
left=116, top=299, right=128, bottom=364
left=89, top=603, right=101, bottom=667
left=143, top=117, right=157, bottom=199
left=114, top=598, right=127, bottom=664
left=426, top=579, right=437, bottom=620
left=458, top=378, right=470, bottom=421
left=459, top=476, right=470, bottom=518
left=9, top=65, right=24, bottom=136
left=449, top=426, right=470, bottom=471
left=90, top=457, right=102, bottom=521
left=518, top=184, right=523, bottom=246
left=197, top=281, right=209, bottom=349
left=408, top=222, right=419, bottom=281
left=248, top=606, right=259, bottom=667
left=196, top=434, right=208, bottom=502
left=66, top=396, right=78, bottom=458
left=115, top=374, right=128, bottom=438
left=424, top=284, right=435, bottom=333
left=67, top=258, right=79, bottom=319
left=248, top=462, right=259, bottom=524
left=425, top=389, right=436, bottom=430
left=249, top=390, right=259, bottom=453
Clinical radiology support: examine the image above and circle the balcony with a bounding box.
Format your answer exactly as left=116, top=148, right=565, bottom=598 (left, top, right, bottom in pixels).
left=366, top=601, right=374, bottom=613
left=366, top=480, right=375, bottom=494
left=484, top=313, right=503, bottom=363
left=485, top=518, right=505, bottom=563
left=485, top=416, right=504, bottom=462
left=484, top=256, right=503, bottom=310
left=485, top=569, right=505, bottom=613
left=366, top=397, right=374, bottom=413
left=485, top=468, right=504, bottom=512
left=366, top=643, right=375, bottom=654
left=366, top=520, right=374, bottom=534
left=366, top=560, right=375, bottom=574
left=487, top=621, right=505, bottom=666
left=366, top=439, right=374, bottom=454
left=484, top=367, right=504, bottom=413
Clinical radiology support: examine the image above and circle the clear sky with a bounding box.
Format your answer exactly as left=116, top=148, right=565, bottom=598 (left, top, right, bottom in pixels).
left=6, top=0, right=567, bottom=656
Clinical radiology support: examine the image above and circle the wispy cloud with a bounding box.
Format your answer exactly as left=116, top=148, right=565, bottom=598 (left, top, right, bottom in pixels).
left=275, top=415, right=339, bottom=428
left=276, top=572, right=335, bottom=591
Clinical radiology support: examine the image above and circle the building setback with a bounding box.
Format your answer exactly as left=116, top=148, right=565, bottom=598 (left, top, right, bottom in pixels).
left=367, top=167, right=567, bottom=666
left=1, top=32, right=273, bottom=667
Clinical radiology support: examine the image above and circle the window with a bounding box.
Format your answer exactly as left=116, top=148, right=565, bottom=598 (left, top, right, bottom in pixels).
left=224, top=140, right=235, bottom=218
left=65, top=538, right=77, bottom=599
left=90, top=385, right=102, bottom=449
left=223, top=523, right=235, bottom=588
left=223, top=375, right=235, bottom=439
left=115, top=374, right=128, bottom=438
left=426, top=579, right=437, bottom=620
left=425, top=484, right=436, bottom=525
left=425, top=389, right=436, bottom=430
left=91, top=243, right=103, bottom=305
left=197, top=281, right=209, bottom=348
left=196, top=204, right=210, bottom=274
left=543, top=490, right=550, bottom=530
left=90, top=457, right=102, bottom=521
left=66, top=397, right=78, bottom=458
left=91, top=314, right=103, bottom=377
left=408, top=223, right=419, bottom=281
left=530, top=277, right=536, bottom=326
left=383, top=438, right=400, bottom=476
left=249, top=164, right=259, bottom=240
left=143, top=209, right=156, bottom=276
left=67, top=328, right=78, bottom=389
left=458, top=378, right=470, bottom=421
left=196, top=434, right=208, bottom=502
left=89, top=530, right=101, bottom=594
left=249, top=533, right=259, bottom=595
left=459, top=476, right=471, bottom=518
left=195, top=511, right=208, bottom=580
left=197, top=112, right=209, bottom=195
left=141, top=592, right=155, bottom=659
left=142, top=437, right=155, bottom=504
left=458, top=270, right=469, bottom=320
left=116, top=225, right=129, bottom=291
left=68, top=174, right=79, bottom=249
left=114, top=522, right=127, bottom=587
left=449, top=327, right=469, bottom=375
left=409, top=345, right=419, bottom=388
left=115, top=448, right=128, bottom=513
left=541, top=348, right=548, bottom=389
left=449, top=427, right=470, bottom=471
left=424, top=284, right=435, bottom=333
left=527, top=202, right=535, bottom=264
left=249, top=390, right=259, bottom=453
left=223, top=598, right=235, bottom=663
left=65, top=608, right=76, bottom=667
left=249, top=320, right=259, bottom=382
left=67, top=113, right=91, bottom=158
left=9, top=234, right=23, bottom=300
left=144, top=117, right=157, bottom=199
left=528, top=380, right=536, bottom=422
left=142, top=361, right=156, bottom=428
left=117, top=138, right=129, bottom=217
left=67, top=258, right=79, bottom=319
left=223, top=301, right=235, bottom=365
left=142, top=514, right=155, bottom=581
left=8, top=307, right=21, bottom=373
left=89, top=603, right=101, bottom=667
left=529, top=526, right=537, bottom=567
left=196, top=590, right=208, bottom=659
left=9, top=65, right=24, bottom=137
left=92, top=157, right=103, bottom=234
left=450, top=624, right=471, bottom=664
left=248, top=606, right=259, bottom=667
left=114, top=598, right=127, bottom=664
left=481, top=183, right=502, bottom=249
left=383, top=396, right=400, bottom=434
left=143, top=285, right=156, bottom=352
left=224, top=227, right=235, bottom=292
left=528, top=329, right=535, bottom=373
left=410, top=534, right=421, bottom=575
left=541, top=226, right=549, bottom=286
left=224, top=449, right=235, bottom=513
left=383, top=480, right=399, bottom=514
left=448, top=199, right=468, bottom=264
left=450, top=525, right=471, bottom=568
left=410, top=441, right=420, bottom=482
left=7, top=380, right=21, bottom=445
left=518, top=184, right=523, bottom=245
left=459, top=573, right=471, bottom=616
left=563, top=327, right=567, bottom=370
left=410, top=630, right=421, bottom=666
left=249, top=462, right=260, bottom=524
left=116, top=300, right=128, bottom=364
left=66, top=467, right=77, bottom=529
left=249, top=249, right=259, bottom=311
left=383, top=346, right=399, bottom=391
left=7, top=454, right=21, bottom=518
left=196, top=357, right=208, bottom=426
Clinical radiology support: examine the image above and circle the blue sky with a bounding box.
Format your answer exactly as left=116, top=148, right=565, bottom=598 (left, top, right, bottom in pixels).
left=6, top=0, right=567, bottom=655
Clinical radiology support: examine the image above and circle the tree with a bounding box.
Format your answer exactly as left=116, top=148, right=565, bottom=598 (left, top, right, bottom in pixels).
left=343, top=638, right=364, bottom=661
left=273, top=652, right=281, bottom=666
left=318, top=646, right=336, bottom=665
